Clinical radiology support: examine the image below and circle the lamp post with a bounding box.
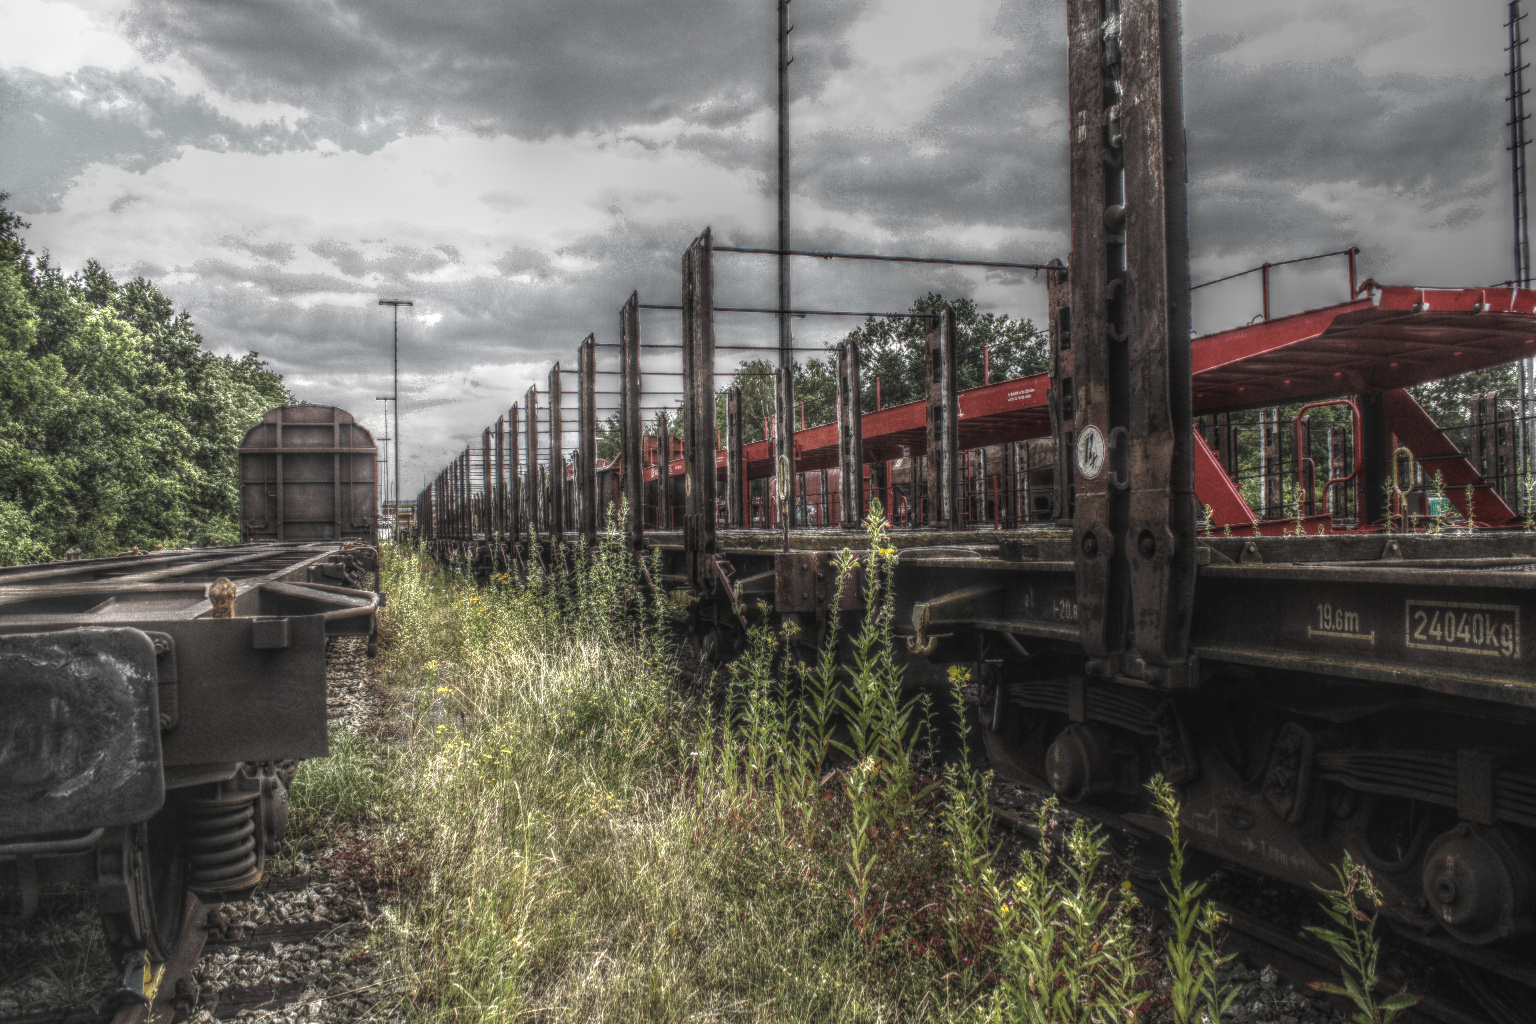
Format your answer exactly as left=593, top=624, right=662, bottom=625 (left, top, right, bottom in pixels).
left=375, top=396, right=394, bottom=527
left=378, top=299, right=414, bottom=529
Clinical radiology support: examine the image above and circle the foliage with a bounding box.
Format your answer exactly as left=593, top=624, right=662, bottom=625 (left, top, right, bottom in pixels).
left=1305, top=853, right=1419, bottom=1024
left=841, top=293, right=1048, bottom=411
left=0, top=194, right=290, bottom=562
left=369, top=510, right=1162, bottom=1021
left=981, top=801, right=1150, bottom=1024
left=1409, top=365, right=1517, bottom=429
left=1149, top=775, right=1235, bottom=1024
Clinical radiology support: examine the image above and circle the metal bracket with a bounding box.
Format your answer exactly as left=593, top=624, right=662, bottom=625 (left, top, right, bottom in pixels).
left=906, top=585, right=1004, bottom=655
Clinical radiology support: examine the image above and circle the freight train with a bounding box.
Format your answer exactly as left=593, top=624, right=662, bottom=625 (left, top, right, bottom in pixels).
left=0, top=404, right=380, bottom=986
left=406, top=3, right=1536, bottom=1020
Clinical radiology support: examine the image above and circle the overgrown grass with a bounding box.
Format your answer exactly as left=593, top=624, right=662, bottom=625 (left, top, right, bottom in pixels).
left=342, top=514, right=1237, bottom=1022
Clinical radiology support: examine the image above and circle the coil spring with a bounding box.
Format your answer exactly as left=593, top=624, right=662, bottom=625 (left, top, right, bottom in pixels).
left=184, top=788, right=261, bottom=891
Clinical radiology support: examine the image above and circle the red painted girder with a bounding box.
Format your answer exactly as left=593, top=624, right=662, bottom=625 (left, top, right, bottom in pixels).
left=1193, top=430, right=1255, bottom=529
left=1381, top=387, right=1517, bottom=525
left=1192, top=293, right=1536, bottom=410
left=632, top=290, right=1536, bottom=486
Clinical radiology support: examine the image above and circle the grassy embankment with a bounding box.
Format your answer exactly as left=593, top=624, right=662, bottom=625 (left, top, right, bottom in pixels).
left=288, top=515, right=1236, bottom=1023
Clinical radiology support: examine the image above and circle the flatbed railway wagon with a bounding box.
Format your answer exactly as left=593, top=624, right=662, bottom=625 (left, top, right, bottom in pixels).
left=0, top=405, right=380, bottom=982
left=410, top=3, right=1536, bottom=1018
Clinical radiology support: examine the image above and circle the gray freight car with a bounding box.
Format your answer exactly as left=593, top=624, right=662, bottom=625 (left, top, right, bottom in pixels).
left=240, top=405, right=378, bottom=544
left=0, top=406, right=380, bottom=991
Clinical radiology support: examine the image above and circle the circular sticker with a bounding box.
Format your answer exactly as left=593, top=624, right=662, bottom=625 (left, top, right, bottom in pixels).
left=1076, top=425, right=1106, bottom=480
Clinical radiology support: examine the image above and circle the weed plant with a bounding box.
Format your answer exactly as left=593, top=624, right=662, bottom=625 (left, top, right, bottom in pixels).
left=343, top=507, right=1182, bottom=1022
left=1149, top=776, right=1234, bottom=1024
left=1305, top=854, right=1418, bottom=1024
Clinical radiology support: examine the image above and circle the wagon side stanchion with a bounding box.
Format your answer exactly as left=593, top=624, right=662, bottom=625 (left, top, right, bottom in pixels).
left=726, top=385, right=744, bottom=529
left=579, top=334, right=598, bottom=547
left=548, top=364, right=564, bottom=546
left=923, top=305, right=959, bottom=529
left=834, top=341, right=863, bottom=529
left=681, top=229, right=718, bottom=596
left=1119, top=0, right=1195, bottom=683
left=620, top=293, right=645, bottom=552
left=524, top=386, right=539, bottom=554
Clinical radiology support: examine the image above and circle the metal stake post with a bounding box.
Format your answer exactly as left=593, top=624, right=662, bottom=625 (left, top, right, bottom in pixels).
left=548, top=365, right=564, bottom=538
left=378, top=299, right=413, bottom=527
left=579, top=335, right=598, bottom=545
left=620, top=294, right=645, bottom=549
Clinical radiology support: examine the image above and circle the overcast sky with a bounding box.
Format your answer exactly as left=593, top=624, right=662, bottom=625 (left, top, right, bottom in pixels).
left=0, top=0, right=1519, bottom=493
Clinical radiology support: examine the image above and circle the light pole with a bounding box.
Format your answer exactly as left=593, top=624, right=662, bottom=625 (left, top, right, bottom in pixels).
left=375, top=396, right=394, bottom=526
left=378, top=299, right=414, bottom=527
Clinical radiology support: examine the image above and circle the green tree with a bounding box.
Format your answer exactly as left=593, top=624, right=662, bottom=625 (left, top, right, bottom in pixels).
left=0, top=193, right=293, bottom=563
left=841, top=293, right=1047, bottom=412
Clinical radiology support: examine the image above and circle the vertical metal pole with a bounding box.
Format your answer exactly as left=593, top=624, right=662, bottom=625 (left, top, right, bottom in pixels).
left=494, top=416, right=505, bottom=541
left=776, top=0, right=796, bottom=536
left=727, top=386, right=744, bottom=528
left=524, top=387, right=539, bottom=536
left=509, top=403, right=521, bottom=541
left=1260, top=408, right=1281, bottom=518
left=681, top=230, right=718, bottom=593
left=482, top=428, right=492, bottom=538
left=837, top=340, right=865, bottom=527
left=548, top=365, right=564, bottom=538
left=1046, top=258, right=1073, bottom=522
left=1261, top=263, right=1271, bottom=321
left=377, top=299, right=413, bottom=529
left=579, top=335, right=597, bottom=545
left=1511, top=1, right=1531, bottom=285
left=1120, top=0, right=1195, bottom=676
left=620, top=294, right=644, bottom=549
left=1512, top=2, right=1533, bottom=509
left=923, top=306, right=959, bottom=528
left=774, top=369, right=790, bottom=549
left=1327, top=426, right=1343, bottom=518
left=656, top=410, right=672, bottom=530
left=394, top=309, right=400, bottom=519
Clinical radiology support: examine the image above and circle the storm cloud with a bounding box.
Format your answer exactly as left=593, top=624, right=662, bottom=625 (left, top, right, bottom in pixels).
left=2, top=0, right=1521, bottom=486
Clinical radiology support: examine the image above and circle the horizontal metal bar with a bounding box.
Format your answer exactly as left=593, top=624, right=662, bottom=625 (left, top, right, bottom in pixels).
left=639, top=303, right=924, bottom=318
left=713, top=245, right=1059, bottom=272
left=1190, top=247, right=1357, bottom=291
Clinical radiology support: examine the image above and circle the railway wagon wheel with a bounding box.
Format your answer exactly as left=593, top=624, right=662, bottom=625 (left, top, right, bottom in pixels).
left=97, top=806, right=187, bottom=962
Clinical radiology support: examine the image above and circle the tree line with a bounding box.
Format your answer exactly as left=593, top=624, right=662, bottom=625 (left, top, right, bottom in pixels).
left=0, top=196, right=292, bottom=564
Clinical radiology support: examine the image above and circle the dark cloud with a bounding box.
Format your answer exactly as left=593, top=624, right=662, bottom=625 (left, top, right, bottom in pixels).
left=125, top=0, right=870, bottom=139
left=220, top=234, right=296, bottom=264
left=0, top=65, right=402, bottom=211
left=307, top=239, right=455, bottom=280
left=1184, top=53, right=1503, bottom=234
left=754, top=0, right=1072, bottom=235
left=493, top=246, right=553, bottom=279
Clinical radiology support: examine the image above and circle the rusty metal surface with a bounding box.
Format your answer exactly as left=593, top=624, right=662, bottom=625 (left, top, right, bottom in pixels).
left=579, top=335, right=598, bottom=544
left=239, top=406, right=376, bottom=544
left=1066, top=0, right=1122, bottom=661
left=726, top=386, right=745, bottom=529
left=837, top=340, right=865, bottom=527
left=0, top=629, right=164, bottom=839
left=923, top=306, right=959, bottom=528
left=1120, top=0, right=1195, bottom=680
left=524, top=387, right=539, bottom=535
left=682, top=230, right=718, bottom=594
